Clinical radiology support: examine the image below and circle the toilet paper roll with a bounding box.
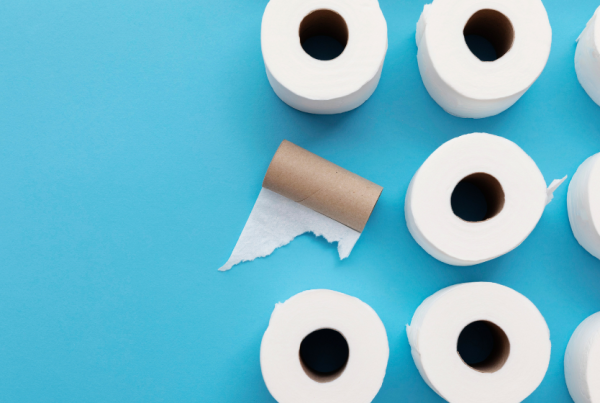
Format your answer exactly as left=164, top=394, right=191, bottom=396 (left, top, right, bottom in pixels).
left=567, top=153, right=600, bottom=260
left=407, top=282, right=551, bottom=403
left=576, top=7, right=600, bottom=107
left=219, top=141, right=383, bottom=271
left=261, top=289, right=389, bottom=403
left=564, top=312, right=600, bottom=403
left=405, top=133, right=566, bottom=266
left=416, top=0, right=552, bottom=118
left=261, top=0, right=388, bottom=114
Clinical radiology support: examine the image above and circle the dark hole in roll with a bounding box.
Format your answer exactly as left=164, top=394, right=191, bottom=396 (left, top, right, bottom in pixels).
left=451, top=173, right=505, bottom=222
left=464, top=9, right=514, bottom=61
left=299, top=328, right=349, bottom=382
left=457, top=320, right=510, bottom=373
left=299, top=10, right=348, bottom=61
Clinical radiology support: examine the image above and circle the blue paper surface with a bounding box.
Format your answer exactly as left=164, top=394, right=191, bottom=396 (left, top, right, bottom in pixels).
left=0, top=0, right=599, bottom=401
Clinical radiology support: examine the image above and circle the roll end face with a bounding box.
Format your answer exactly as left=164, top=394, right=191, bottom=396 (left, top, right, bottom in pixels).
left=404, top=171, right=470, bottom=266
left=416, top=34, right=526, bottom=119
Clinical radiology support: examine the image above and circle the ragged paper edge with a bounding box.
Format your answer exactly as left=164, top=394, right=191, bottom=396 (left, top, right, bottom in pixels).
left=415, top=3, right=431, bottom=47
left=218, top=188, right=361, bottom=271
left=546, top=175, right=568, bottom=205
left=577, top=7, right=599, bottom=42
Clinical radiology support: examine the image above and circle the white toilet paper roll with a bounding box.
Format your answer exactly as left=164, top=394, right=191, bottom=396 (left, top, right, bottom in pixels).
left=564, top=312, right=600, bottom=403
left=576, top=7, right=600, bottom=107
left=405, top=133, right=565, bottom=266
left=407, top=282, right=551, bottom=403
left=567, top=153, right=600, bottom=260
left=261, top=290, right=389, bottom=403
left=261, top=0, right=387, bottom=114
left=416, top=0, right=551, bottom=118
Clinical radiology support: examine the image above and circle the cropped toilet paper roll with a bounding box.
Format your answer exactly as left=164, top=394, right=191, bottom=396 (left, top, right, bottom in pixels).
left=567, top=153, right=600, bottom=260
left=261, top=0, right=387, bottom=114
left=416, top=0, right=552, bottom=118
left=576, top=7, right=600, bottom=107
left=261, top=289, right=389, bottom=403
left=219, top=140, right=383, bottom=271
left=564, top=312, right=600, bottom=403
left=405, top=133, right=566, bottom=266
left=407, top=282, right=551, bottom=403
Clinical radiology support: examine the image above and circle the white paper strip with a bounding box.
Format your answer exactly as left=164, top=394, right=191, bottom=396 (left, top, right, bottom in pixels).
left=219, top=189, right=361, bottom=271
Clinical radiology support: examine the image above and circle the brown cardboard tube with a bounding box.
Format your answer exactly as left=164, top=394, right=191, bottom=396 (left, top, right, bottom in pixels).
left=262, top=140, right=383, bottom=232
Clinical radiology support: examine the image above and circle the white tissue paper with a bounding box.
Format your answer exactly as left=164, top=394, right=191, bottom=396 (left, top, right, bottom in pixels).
left=416, top=0, right=552, bottom=118
left=564, top=312, right=600, bottom=403
left=407, top=282, right=551, bottom=403
left=261, top=289, right=389, bottom=403
left=219, top=189, right=360, bottom=271
left=261, top=0, right=387, bottom=114
left=405, top=133, right=565, bottom=266
left=576, top=6, right=600, bottom=107
left=567, top=153, right=600, bottom=260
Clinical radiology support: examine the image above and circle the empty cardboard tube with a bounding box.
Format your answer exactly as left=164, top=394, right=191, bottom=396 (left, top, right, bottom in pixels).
left=263, top=140, right=383, bottom=232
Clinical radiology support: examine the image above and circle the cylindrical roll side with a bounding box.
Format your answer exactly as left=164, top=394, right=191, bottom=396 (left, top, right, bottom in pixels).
left=567, top=153, right=600, bottom=260
left=575, top=8, right=600, bottom=107
left=565, top=312, right=600, bottom=403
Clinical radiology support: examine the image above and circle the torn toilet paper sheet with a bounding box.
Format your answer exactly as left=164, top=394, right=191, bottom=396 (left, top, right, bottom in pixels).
left=217, top=140, right=382, bottom=272
left=546, top=176, right=567, bottom=205
left=219, top=189, right=361, bottom=271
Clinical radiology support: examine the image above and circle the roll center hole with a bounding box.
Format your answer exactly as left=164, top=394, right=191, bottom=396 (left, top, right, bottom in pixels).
left=451, top=173, right=505, bottom=222
left=299, top=9, right=348, bottom=61
left=299, top=328, right=349, bottom=383
left=457, top=321, right=510, bottom=373
left=464, top=9, right=514, bottom=61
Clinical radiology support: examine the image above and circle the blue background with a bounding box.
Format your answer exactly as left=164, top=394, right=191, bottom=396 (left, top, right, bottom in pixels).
left=0, top=0, right=599, bottom=401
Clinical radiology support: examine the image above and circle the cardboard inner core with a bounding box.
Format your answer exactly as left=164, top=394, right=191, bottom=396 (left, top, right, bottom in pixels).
left=299, top=9, right=348, bottom=57
left=463, top=9, right=514, bottom=60
left=263, top=140, right=383, bottom=233
left=299, top=328, right=349, bottom=383
left=453, top=173, right=505, bottom=222
left=457, top=321, right=510, bottom=373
